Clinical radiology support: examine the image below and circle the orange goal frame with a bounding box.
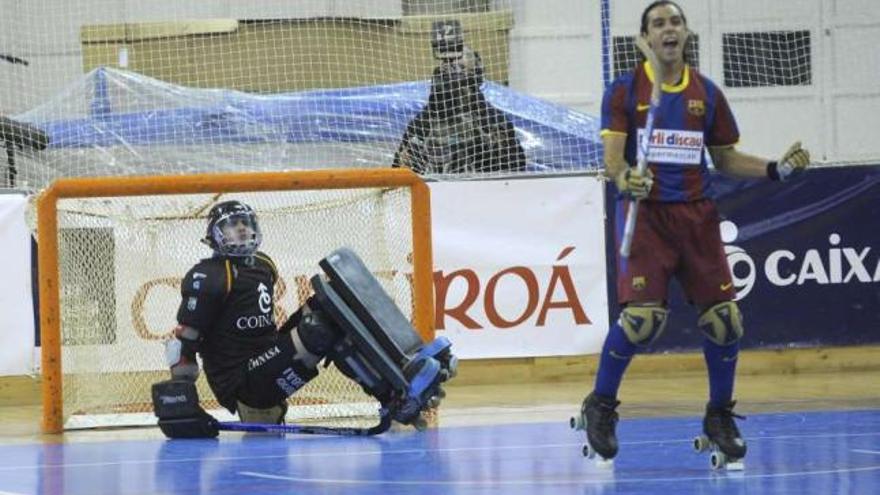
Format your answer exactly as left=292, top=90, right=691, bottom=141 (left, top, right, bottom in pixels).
left=37, top=168, right=434, bottom=433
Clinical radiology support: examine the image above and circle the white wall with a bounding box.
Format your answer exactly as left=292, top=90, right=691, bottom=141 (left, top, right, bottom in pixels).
left=825, top=0, right=880, bottom=164
left=1, top=0, right=879, bottom=164
left=505, top=0, right=603, bottom=113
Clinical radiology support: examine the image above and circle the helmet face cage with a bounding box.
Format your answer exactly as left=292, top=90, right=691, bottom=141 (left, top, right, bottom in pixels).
left=205, top=201, right=262, bottom=257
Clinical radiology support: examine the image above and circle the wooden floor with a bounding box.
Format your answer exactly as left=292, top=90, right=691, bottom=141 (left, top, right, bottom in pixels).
left=2, top=346, right=879, bottom=443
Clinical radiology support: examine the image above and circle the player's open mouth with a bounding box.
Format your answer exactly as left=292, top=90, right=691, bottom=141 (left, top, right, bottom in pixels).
left=662, top=38, right=679, bottom=48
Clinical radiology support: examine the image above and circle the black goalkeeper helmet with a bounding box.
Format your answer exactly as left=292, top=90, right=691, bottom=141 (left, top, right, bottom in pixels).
left=203, top=200, right=262, bottom=257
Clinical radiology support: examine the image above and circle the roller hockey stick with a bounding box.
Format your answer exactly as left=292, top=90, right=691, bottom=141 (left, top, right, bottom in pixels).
left=216, top=410, right=392, bottom=437
left=619, top=36, right=662, bottom=258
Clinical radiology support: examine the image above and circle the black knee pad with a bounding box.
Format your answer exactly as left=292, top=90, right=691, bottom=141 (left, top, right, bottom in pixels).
left=297, top=302, right=344, bottom=357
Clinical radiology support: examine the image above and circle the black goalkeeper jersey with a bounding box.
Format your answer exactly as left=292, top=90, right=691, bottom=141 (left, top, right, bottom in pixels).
left=176, top=252, right=279, bottom=410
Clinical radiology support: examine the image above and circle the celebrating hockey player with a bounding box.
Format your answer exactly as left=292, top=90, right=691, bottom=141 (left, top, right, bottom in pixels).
left=152, top=200, right=456, bottom=438
left=574, top=1, right=810, bottom=468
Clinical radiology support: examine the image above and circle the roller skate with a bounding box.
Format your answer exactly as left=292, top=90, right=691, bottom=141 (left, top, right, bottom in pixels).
left=693, top=400, right=747, bottom=470
left=570, top=392, right=620, bottom=466
left=390, top=336, right=456, bottom=430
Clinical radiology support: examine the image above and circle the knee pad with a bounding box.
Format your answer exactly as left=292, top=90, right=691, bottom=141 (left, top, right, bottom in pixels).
left=289, top=301, right=343, bottom=369
left=236, top=401, right=287, bottom=424
left=698, top=301, right=744, bottom=346
left=618, top=304, right=669, bottom=347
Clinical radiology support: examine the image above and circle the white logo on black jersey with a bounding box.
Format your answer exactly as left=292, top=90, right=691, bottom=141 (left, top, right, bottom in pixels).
left=235, top=314, right=274, bottom=330
left=248, top=345, right=280, bottom=370
left=257, top=282, right=272, bottom=314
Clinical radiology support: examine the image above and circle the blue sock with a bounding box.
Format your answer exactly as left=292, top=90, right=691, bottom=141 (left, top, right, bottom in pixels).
left=702, top=338, right=740, bottom=408
left=594, top=321, right=638, bottom=399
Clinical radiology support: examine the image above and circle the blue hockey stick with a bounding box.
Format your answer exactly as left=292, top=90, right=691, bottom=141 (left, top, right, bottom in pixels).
left=216, top=410, right=392, bottom=436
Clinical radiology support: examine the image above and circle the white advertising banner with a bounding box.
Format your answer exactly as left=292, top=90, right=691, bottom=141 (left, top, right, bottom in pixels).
left=0, top=194, right=34, bottom=375
left=430, top=176, right=609, bottom=359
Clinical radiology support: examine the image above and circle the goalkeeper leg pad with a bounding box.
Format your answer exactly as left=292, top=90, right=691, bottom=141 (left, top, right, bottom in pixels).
left=317, top=248, right=457, bottom=380
left=151, top=380, right=218, bottom=439
left=310, top=248, right=457, bottom=425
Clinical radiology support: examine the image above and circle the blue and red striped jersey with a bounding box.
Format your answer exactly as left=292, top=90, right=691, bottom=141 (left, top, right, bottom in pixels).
left=600, top=62, right=739, bottom=202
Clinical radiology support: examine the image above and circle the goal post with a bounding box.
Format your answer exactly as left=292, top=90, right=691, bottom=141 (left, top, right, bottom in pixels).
left=37, top=167, right=434, bottom=434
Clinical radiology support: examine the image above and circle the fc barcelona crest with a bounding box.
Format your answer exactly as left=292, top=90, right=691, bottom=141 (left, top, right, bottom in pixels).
left=632, top=276, right=647, bottom=291
left=688, top=99, right=705, bottom=116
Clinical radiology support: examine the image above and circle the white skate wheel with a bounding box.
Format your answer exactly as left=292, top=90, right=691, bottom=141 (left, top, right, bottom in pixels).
left=582, top=444, right=594, bottom=458
left=710, top=451, right=725, bottom=470
left=693, top=435, right=709, bottom=452
left=570, top=415, right=585, bottom=430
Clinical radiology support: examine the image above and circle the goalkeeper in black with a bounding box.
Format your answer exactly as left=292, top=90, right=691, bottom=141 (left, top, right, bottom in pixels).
left=165, top=200, right=329, bottom=424
left=157, top=200, right=456, bottom=437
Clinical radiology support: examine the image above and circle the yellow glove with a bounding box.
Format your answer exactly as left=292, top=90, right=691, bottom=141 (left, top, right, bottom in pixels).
left=769, top=141, right=810, bottom=181
left=615, top=167, right=654, bottom=200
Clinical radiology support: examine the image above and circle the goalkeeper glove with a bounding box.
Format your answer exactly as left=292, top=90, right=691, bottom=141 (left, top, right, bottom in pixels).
left=767, top=141, right=810, bottom=181
left=615, top=167, right=654, bottom=200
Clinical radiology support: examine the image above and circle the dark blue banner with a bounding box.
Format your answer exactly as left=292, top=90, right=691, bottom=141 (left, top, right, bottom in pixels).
left=605, top=165, right=880, bottom=350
